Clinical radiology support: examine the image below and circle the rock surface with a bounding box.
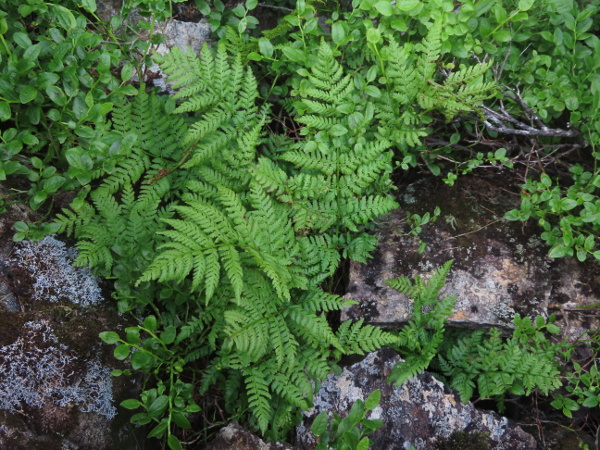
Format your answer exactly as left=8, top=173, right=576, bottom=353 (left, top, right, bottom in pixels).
left=0, top=201, right=148, bottom=449
left=204, top=422, right=297, bottom=450
left=296, top=348, right=537, bottom=450
left=342, top=174, right=600, bottom=339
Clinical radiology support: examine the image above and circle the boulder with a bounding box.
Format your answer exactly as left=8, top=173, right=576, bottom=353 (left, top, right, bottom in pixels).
left=0, top=210, right=148, bottom=449
left=342, top=174, right=600, bottom=339
left=203, top=422, right=297, bottom=450
left=296, top=348, right=537, bottom=450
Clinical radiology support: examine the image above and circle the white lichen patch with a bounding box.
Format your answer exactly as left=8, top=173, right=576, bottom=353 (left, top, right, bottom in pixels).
left=0, top=320, right=116, bottom=419
left=10, top=235, right=103, bottom=307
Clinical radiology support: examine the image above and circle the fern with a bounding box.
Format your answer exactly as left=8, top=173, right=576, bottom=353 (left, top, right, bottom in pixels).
left=385, top=260, right=457, bottom=386
left=436, top=318, right=563, bottom=411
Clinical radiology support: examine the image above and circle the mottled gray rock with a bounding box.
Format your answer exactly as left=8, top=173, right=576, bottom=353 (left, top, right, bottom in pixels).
left=296, top=348, right=537, bottom=450
left=342, top=174, right=600, bottom=339
left=148, top=18, right=211, bottom=91
left=205, top=421, right=298, bottom=450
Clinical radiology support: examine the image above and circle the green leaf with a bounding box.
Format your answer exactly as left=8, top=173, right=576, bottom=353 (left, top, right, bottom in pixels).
left=99, top=331, right=120, bottom=344
left=493, top=29, right=512, bottom=42
left=147, top=421, right=168, bottom=439
left=396, top=0, right=420, bottom=11
left=364, top=86, right=381, bottom=98
left=46, top=86, right=67, bottom=107
left=0, top=100, right=10, bottom=121
left=365, top=389, right=381, bottom=410
left=171, top=411, right=192, bottom=429
left=559, top=198, right=578, bottom=211
left=374, top=1, right=394, bottom=16
left=120, top=398, right=142, bottom=409
left=548, top=245, right=568, bottom=258
left=311, top=411, right=328, bottom=436
left=258, top=38, right=273, bottom=58
left=546, top=324, right=561, bottom=334
left=121, top=62, right=134, bottom=82
left=114, top=344, right=131, bottom=360
left=167, top=435, right=183, bottom=450
left=148, top=395, right=169, bottom=418
left=517, top=0, right=534, bottom=11
left=366, top=28, right=382, bottom=44
left=48, top=4, right=77, bottom=31
left=80, top=0, right=97, bottom=13
left=357, top=437, right=371, bottom=450
left=161, top=325, right=177, bottom=345
left=13, top=221, right=29, bottom=232
left=131, top=350, right=152, bottom=370
left=246, top=0, right=258, bottom=9
left=19, top=86, right=38, bottom=104
left=12, top=32, right=32, bottom=49
left=332, top=22, right=346, bottom=44
left=143, top=315, right=157, bottom=331
left=281, top=46, right=305, bottom=62
left=565, top=96, right=579, bottom=111
left=330, top=124, right=348, bottom=136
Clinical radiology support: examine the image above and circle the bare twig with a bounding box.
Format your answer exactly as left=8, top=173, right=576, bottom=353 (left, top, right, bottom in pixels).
left=481, top=87, right=578, bottom=138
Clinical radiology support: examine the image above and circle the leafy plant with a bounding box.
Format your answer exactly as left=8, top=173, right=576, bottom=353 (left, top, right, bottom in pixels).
left=506, top=166, right=600, bottom=262
left=436, top=315, right=564, bottom=412
left=0, top=0, right=136, bottom=210
left=310, top=389, right=384, bottom=450
left=385, top=260, right=456, bottom=386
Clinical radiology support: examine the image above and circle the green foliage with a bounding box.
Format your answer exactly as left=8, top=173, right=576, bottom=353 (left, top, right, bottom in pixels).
left=311, top=389, right=384, bottom=450
left=506, top=165, right=600, bottom=261
left=0, top=0, right=136, bottom=211
left=385, top=260, right=456, bottom=386
left=436, top=315, right=564, bottom=412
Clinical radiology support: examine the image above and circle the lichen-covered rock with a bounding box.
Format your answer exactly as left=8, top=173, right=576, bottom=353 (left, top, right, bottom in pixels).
left=0, top=230, right=148, bottom=449
left=204, top=422, right=298, bottom=450
left=342, top=174, right=600, bottom=339
left=296, top=348, right=537, bottom=450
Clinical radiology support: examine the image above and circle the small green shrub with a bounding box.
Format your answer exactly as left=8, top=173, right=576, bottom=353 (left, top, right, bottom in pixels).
left=311, top=389, right=384, bottom=450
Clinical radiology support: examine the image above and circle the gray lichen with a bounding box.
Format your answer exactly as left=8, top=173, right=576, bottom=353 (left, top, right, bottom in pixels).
left=0, top=320, right=116, bottom=419
left=9, top=235, right=103, bottom=307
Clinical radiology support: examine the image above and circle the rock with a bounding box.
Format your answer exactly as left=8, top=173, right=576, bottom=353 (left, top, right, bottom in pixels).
left=204, top=421, right=298, bottom=450
left=0, top=226, right=148, bottom=449
left=296, top=348, right=537, bottom=450
left=342, top=173, right=600, bottom=339
left=148, top=18, right=211, bottom=91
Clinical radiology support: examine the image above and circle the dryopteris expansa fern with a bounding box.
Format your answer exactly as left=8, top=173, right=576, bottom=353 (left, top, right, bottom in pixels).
left=385, top=260, right=456, bottom=386
left=134, top=43, right=399, bottom=437
left=376, top=21, right=495, bottom=150
left=253, top=40, right=399, bottom=264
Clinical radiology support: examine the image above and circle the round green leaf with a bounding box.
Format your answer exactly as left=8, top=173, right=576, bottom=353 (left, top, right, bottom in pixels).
left=100, top=331, right=120, bottom=345
left=374, top=1, right=393, bottom=16
left=120, top=398, right=142, bottom=410
left=311, top=411, right=328, bottom=436
left=131, top=351, right=152, bottom=370
left=143, top=315, right=157, bottom=331
left=330, top=124, right=348, bottom=136
left=19, top=86, right=38, bottom=104
left=258, top=38, right=273, bottom=58
left=396, top=0, right=420, bottom=11
left=0, top=102, right=11, bottom=121
left=114, top=343, right=131, bottom=360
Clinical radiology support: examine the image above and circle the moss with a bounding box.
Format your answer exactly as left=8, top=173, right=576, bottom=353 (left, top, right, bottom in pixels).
left=434, top=430, right=491, bottom=450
